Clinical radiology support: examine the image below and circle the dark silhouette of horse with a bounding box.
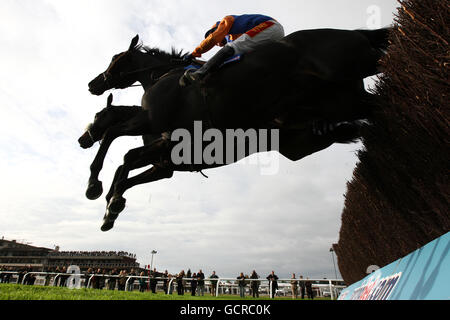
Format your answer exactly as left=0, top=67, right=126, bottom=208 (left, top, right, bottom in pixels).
left=79, top=94, right=363, bottom=231
left=87, top=29, right=389, bottom=130
left=83, top=27, right=391, bottom=231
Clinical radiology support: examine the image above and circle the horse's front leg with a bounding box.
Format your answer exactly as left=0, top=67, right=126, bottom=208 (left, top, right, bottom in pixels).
left=86, top=115, right=151, bottom=200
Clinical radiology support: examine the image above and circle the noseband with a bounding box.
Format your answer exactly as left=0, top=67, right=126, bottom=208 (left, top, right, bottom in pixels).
left=85, top=123, right=97, bottom=144
left=102, top=58, right=188, bottom=89
left=102, top=71, right=116, bottom=88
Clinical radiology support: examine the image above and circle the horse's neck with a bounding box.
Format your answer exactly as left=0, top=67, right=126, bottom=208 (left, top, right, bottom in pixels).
left=134, top=53, right=164, bottom=90
left=111, top=106, right=142, bottom=119
left=134, top=52, right=182, bottom=91
left=136, top=76, right=153, bottom=91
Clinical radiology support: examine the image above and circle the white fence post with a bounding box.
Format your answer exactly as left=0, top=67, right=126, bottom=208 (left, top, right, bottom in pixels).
left=216, top=278, right=220, bottom=297
left=21, top=273, right=29, bottom=285
left=329, top=279, right=334, bottom=300
left=168, top=278, right=174, bottom=294
left=87, top=274, right=94, bottom=288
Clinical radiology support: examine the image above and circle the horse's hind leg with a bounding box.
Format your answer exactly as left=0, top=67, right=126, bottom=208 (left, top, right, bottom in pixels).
left=101, top=139, right=173, bottom=231
left=104, top=165, right=125, bottom=207
left=109, top=165, right=174, bottom=213
left=101, top=165, right=173, bottom=232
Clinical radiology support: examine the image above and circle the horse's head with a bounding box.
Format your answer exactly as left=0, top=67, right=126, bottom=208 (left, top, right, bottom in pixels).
left=88, top=35, right=142, bottom=95
left=78, top=94, right=118, bottom=148
left=88, top=35, right=188, bottom=96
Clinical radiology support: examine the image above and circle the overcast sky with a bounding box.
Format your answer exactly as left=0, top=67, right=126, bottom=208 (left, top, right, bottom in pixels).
left=0, top=0, right=398, bottom=280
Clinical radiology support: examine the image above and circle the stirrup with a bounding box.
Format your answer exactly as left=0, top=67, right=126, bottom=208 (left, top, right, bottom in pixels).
left=179, top=69, right=195, bottom=87
left=179, top=69, right=204, bottom=87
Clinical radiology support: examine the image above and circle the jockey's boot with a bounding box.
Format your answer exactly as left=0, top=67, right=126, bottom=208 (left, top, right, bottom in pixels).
left=179, top=46, right=235, bottom=87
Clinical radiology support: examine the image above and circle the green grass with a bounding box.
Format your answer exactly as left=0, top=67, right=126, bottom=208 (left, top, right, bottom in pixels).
left=0, top=284, right=330, bottom=301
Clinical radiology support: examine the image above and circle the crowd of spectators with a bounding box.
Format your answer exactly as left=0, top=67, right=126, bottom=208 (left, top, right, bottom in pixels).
left=0, top=265, right=320, bottom=299
left=0, top=265, right=38, bottom=285
left=47, top=251, right=136, bottom=258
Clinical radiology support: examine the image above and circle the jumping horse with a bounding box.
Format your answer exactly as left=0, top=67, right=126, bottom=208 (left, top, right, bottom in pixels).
left=83, top=27, right=391, bottom=231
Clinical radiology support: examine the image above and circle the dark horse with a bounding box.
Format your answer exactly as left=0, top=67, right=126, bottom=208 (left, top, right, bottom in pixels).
left=84, top=28, right=391, bottom=231
left=79, top=94, right=363, bottom=231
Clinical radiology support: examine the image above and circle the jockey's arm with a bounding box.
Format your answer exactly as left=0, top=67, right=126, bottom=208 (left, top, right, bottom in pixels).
left=192, top=16, right=234, bottom=57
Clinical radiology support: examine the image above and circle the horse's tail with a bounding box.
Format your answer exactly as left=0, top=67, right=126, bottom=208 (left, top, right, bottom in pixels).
left=356, top=27, right=393, bottom=51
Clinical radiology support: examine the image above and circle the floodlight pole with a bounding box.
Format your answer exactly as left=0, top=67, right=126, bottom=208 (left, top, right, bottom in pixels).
left=329, top=247, right=338, bottom=280
left=150, top=250, right=157, bottom=271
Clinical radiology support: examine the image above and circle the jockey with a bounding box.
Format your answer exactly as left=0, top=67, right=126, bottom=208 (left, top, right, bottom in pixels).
left=179, top=14, right=285, bottom=86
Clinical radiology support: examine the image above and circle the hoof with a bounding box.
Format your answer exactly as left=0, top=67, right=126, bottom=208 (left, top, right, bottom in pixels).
left=101, top=220, right=115, bottom=232
left=108, top=196, right=126, bottom=214
left=86, top=180, right=103, bottom=200
left=101, top=211, right=118, bottom=232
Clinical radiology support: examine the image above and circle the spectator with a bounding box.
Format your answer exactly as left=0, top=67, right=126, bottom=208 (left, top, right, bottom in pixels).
left=43, top=267, right=52, bottom=286
left=197, top=269, right=205, bottom=296
left=162, top=270, right=169, bottom=294
left=127, top=268, right=137, bottom=291
left=299, top=275, right=306, bottom=299
left=305, top=277, right=314, bottom=299
left=150, top=268, right=158, bottom=293
left=118, top=270, right=127, bottom=291
left=84, top=268, right=93, bottom=288
left=191, top=273, right=198, bottom=296
left=4, top=267, right=13, bottom=283
left=91, top=268, right=100, bottom=289
left=59, top=266, right=68, bottom=287
left=186, top=269, right=192, bottom=293
left=25, top=266, right=36, bottom=285
left=176, top=270, right=185, bottom=295
left=250, top=270, right=260, bottom=298
left=266, top=271, right=279, bottom=299
left=98, top=269, right=107, bottom=290
left=16, top=267, right=25, bottom=285
left=139, top=271, right=147, bottom=292
left=108, top=268, right=118, bottom=290
left=209, top=271, right=219, bottom=296
left=290, top=273, right=298, bottom=299
left=237, top=272, right=246, bottom=298
left=0, top=266, right=5, bottom=283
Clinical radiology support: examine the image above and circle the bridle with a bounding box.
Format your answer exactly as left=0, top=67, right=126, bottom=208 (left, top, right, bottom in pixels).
left=102, top=58, right=189, bottom=89
left=85, top=123, right=97, bottom=145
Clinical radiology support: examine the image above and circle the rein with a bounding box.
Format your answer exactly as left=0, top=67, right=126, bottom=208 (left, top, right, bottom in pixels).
left=102, top=58, right=188, bottom=88
left=104, top=57, right=206, bottom=90
left=119, top=58, right=187, bottom=78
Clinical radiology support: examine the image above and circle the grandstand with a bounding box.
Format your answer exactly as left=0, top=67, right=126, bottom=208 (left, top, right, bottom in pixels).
left=0, top=238, right=139, bottom=271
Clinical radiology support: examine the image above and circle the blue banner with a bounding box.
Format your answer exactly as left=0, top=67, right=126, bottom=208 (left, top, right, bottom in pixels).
left=338, top=232, right=450, bottom=300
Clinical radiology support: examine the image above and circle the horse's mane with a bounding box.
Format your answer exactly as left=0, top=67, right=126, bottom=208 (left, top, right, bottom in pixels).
left=133, top=42, right=187, bottom=60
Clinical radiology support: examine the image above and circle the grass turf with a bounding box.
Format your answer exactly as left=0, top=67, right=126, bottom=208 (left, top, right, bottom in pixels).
left=0, top=284, right=329, bottom=300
